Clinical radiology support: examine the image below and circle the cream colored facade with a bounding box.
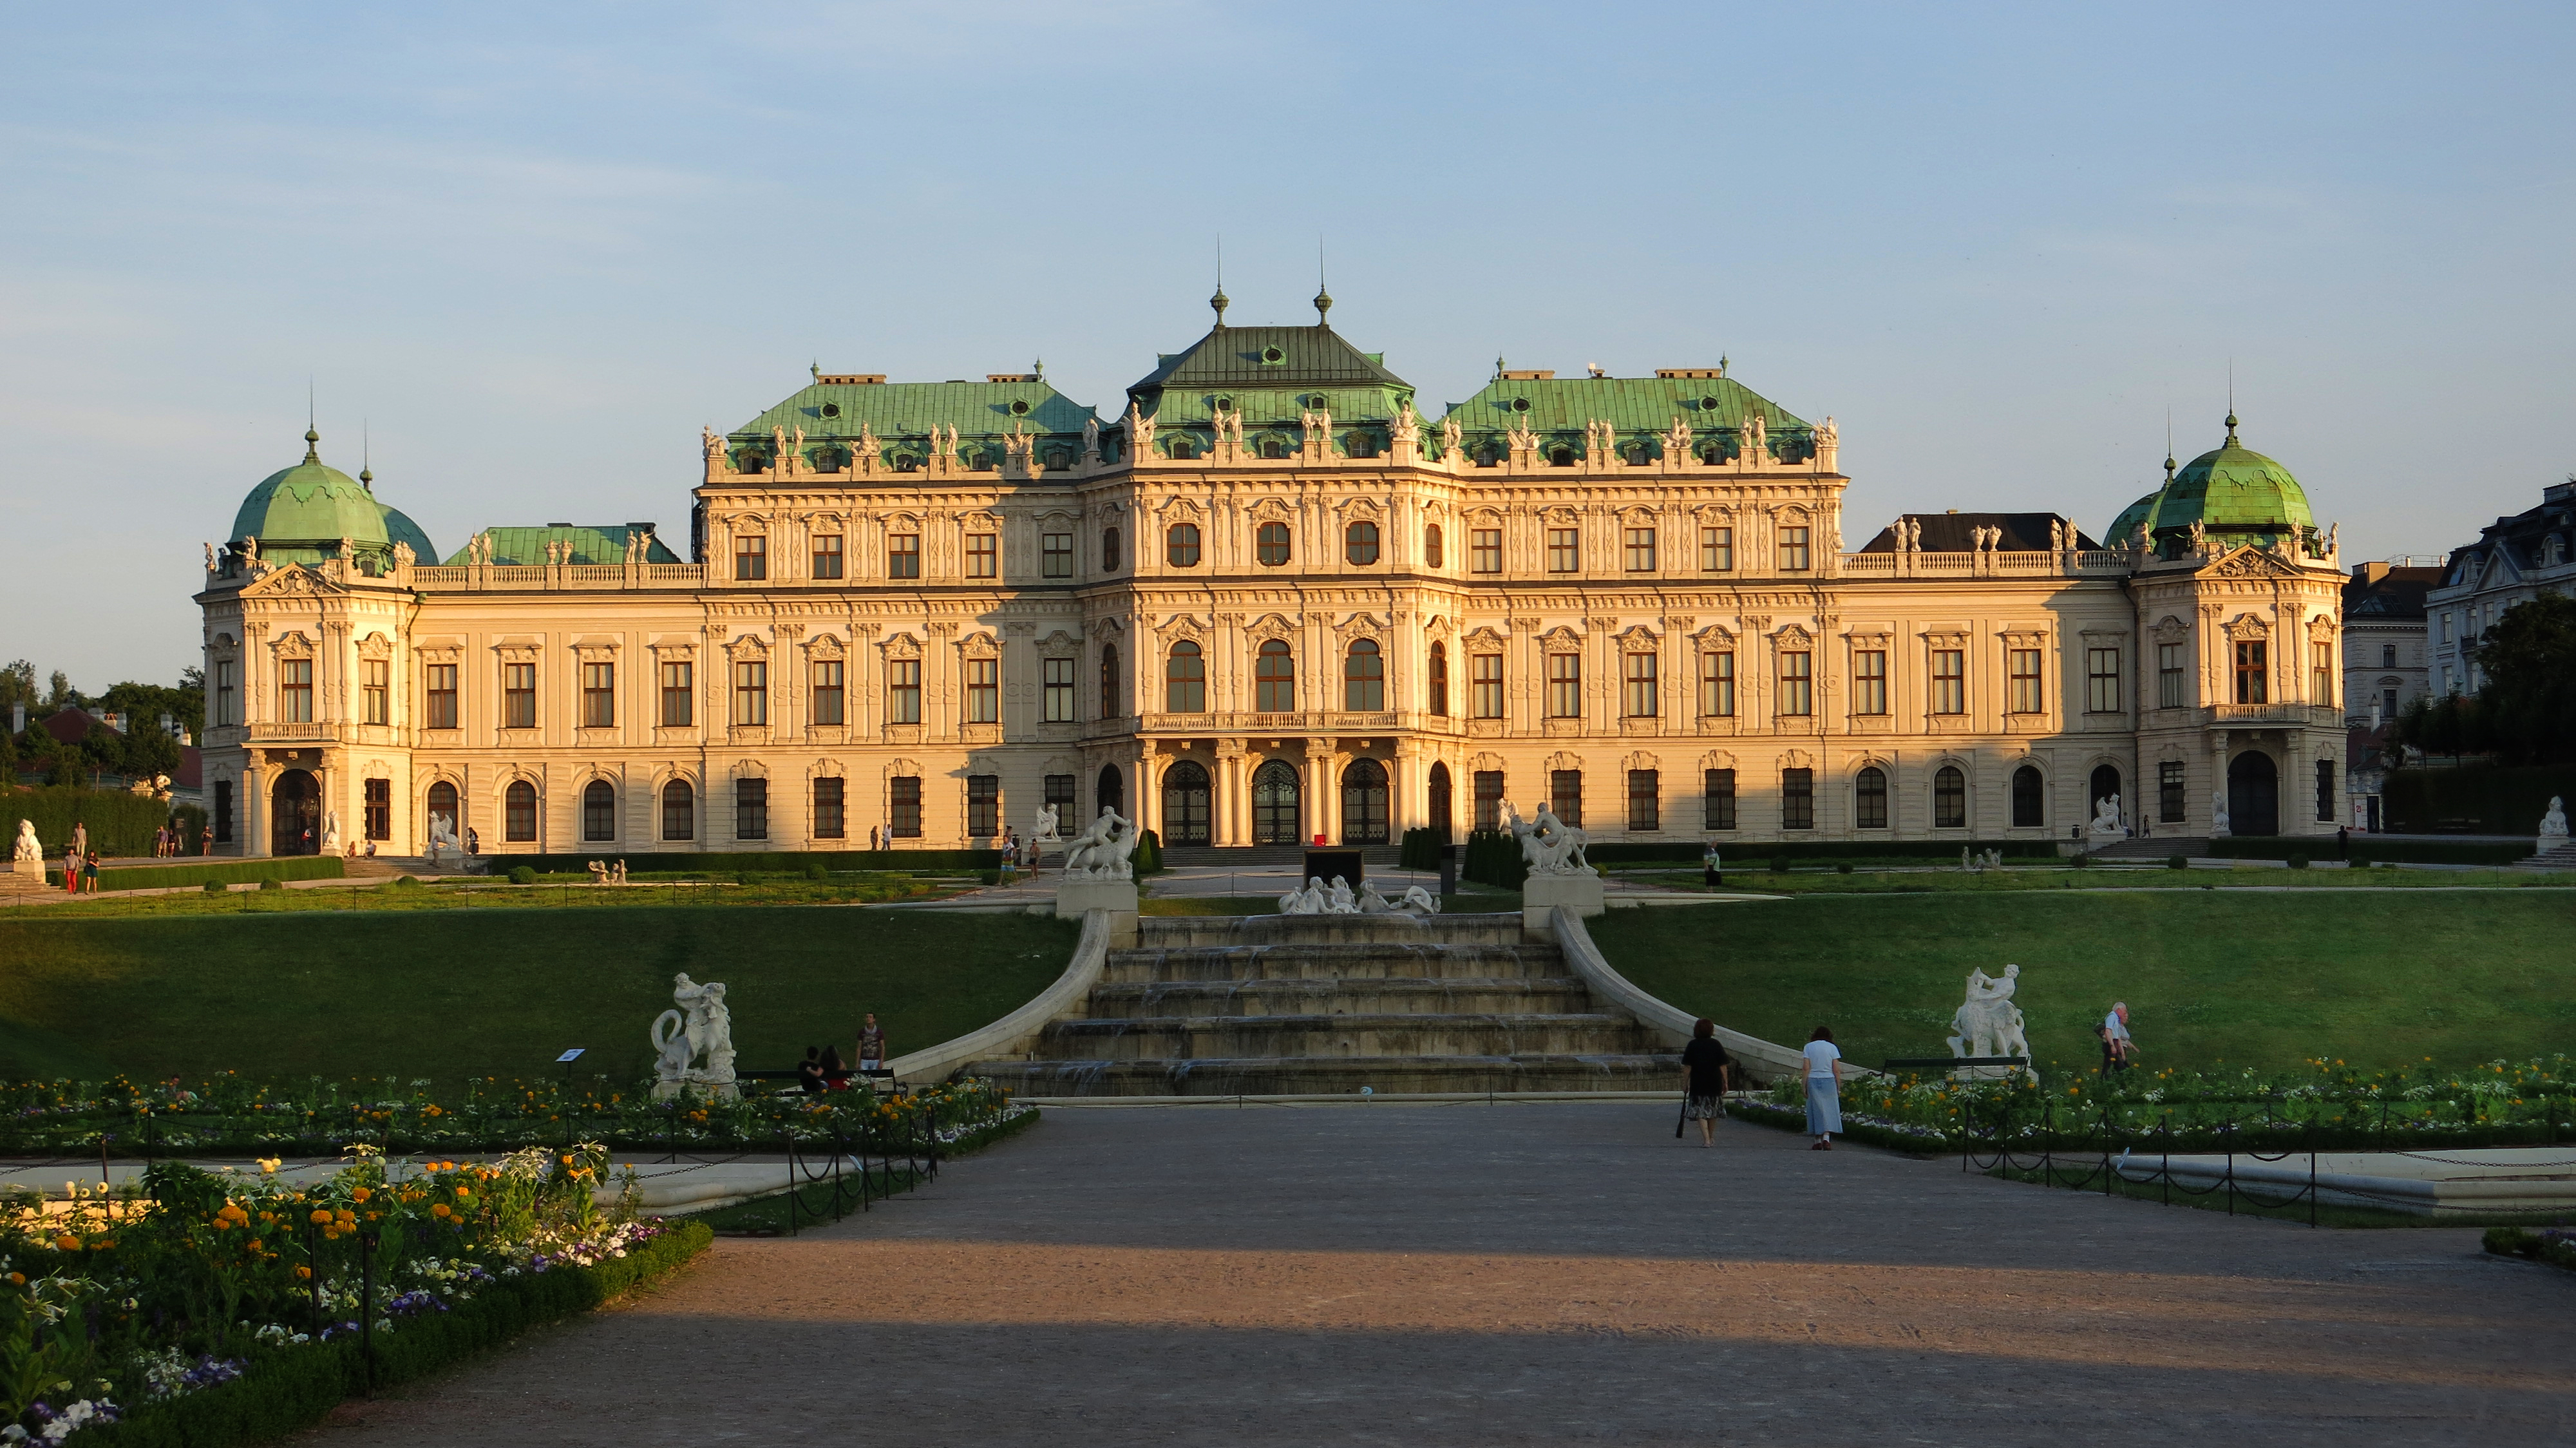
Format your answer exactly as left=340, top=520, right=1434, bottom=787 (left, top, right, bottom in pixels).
left=195, top=325, right=2350, bottom=857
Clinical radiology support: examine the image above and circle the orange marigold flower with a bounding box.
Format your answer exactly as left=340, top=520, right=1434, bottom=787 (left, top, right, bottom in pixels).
left=310, top=1208, right=333, bottom=1224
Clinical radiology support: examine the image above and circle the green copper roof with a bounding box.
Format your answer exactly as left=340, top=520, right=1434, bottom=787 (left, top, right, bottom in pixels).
left=231, top=430, right=393, bottom=560
left=2105, top=490, right=2162, bottom=544
left=730, top=378, right=1097, bottom=473
left=2152, top=416, right=2312, bottom=538
left=442, top=525, right=679, bottom=567
left=1125, top=322, right=1414, bottom=431
left=1441, top=372, right=1811, bottom=464
left=380, top=504, right=438, bottom=563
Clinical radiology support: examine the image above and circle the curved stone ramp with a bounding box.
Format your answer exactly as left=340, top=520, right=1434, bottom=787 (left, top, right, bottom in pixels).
left=934, top=907, right=1797, bottom=1098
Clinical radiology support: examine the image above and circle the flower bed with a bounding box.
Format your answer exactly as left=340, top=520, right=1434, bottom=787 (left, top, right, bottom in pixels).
left=2483, top=1225, right=2576, bottom=1273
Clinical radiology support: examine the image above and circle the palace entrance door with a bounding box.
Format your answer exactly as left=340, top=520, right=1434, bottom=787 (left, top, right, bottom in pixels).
left=270, top=769, right=320, bottom=855
left=1251, top=760, right=1300, bottom=845
left=2228, top=751, right=2278, bottom=838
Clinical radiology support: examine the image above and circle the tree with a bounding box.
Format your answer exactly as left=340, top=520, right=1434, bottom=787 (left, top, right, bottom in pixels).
left=0, top=660, right=34, bottom=718
left=44, top=671, right=79, bottom=710
left=2472, top=593, right=2576, bottom=763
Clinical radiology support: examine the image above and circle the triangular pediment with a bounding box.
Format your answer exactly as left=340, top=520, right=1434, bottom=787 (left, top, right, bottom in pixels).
left=2205, top=545, right=2302, bottom=579
left=239, top=564, right=346, bottom=598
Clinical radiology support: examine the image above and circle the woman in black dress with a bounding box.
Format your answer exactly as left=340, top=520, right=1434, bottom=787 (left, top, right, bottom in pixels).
left=1679, top=1018, right=1732, bottom=1147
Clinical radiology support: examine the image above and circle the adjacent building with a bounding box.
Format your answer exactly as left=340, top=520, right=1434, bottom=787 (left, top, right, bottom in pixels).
left=193, top=299, right=2351, bottom=857
left=2425, top=479, right=2576, bottom=697
left=2342, top=560, right=2446, bottom=727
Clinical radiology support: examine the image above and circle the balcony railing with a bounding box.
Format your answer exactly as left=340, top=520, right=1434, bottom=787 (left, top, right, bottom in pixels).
left=2208, top=703, right=2342, bottom=727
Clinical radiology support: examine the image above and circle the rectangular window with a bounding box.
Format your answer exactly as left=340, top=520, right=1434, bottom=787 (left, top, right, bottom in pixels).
left=888, top=776, right=923, bottom=838
left=363, top=777, right=390, bottom=841
left=1777, top=651, right=1812, bottom=716
left=1779, top=526, right=1811, bottom=571
left=2086, top=647, right=2121, bottom=714
left=887, top=659, right=921, bottom=723
left=1043, top=658, right=1075, bottom=722
left=1932, top=649, right=1965, bottom=714
left=2233, top=640, right=2268, bottom=704
left=2158, top=761, right=2186, bottom=823
left=887, top=534, right=920, bottom=578
left=966, top=533, right=997, bottom=578
left=2009, top=649, right=2043, bottom=714
left=1547, top=653, right=1582, bottom=718
left=732, top=661, right=767, bottom=726
left=214, top=779, right=234, bottom=842
left=1701, top=652, right=1735, bottom=716
left=813, top=777, right=846, bottom=839
left=1701, top=526, right=1733, bottom=571
left=2315, top=757, right=2336, bottom=823
left=735, top=777, right=768, bottom=840
left=659, top=661, right=693, bottom=727
left=1852, top=650, right=1887, bottom=716
left=811, top=660, right=844, bottom=726
left=1624, top=526, right=1657, bottom=572
left=967, top=774, right=1000, bottom=836
left=1473, top=770, right=1505, bottom=830
left=2158, top=643, right=2186, bottom=709
left=662, top=783, right=693, bottom=841
left=734, top=534, right=767, bottom=581
left=501, top=663, right=535, bottom=729
left=1471, top=654, right=1504, bottom=719
left=2310, top=642, right=2333, bottom=705
left=426, top=663, right=458, bottom=730
left=360, top=658, right=389, bottom=725
left=1626, top=769, right=1660, bottom=831
left=1471, top=528, right=1502, bottom=574
left=966, top=657, right=998, bottom=723
left=1547, top=528, right=1580, bottom=573
left=2382, top=686, right=2398, bottom=718
left=1703, top=768, right=1736, bottom=830
left=214, top=660, right=239, bottom=726
left=1042, top=533, right=1072, bottom=579
left=1425, top=526, right=1444, bottom=567
left=581, top=662, right=614, bottom=728
left=1781, top=767, right=1814, bottom=830
left=278, top=658, right=313, bottom=723
left=811, top=534, right=844, bottom=579
left=1548, top=769, right=1583, bottom=828
left=1622, top=653, right=1658, bottom=717
left=1044, top=774, right=1076, bottom=822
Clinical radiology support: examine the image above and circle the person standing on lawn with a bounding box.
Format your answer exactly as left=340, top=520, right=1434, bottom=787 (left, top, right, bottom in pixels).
left=2103, top=1002, right=2134, bottom=1071
left=1803, top=1025, right=1844, bottom=1150
left=857, top=1013, right=887, bottom=1078
left=1679, top=1019, right=1732, bottom=1147
left=1701, top=843, right=1723, bottom=889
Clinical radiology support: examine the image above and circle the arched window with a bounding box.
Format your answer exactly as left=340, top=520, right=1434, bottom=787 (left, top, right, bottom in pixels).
left=1427, top=642, right=1449, bottom=717
left=1340, top=758, right=1389, bottom=843
left=1096, top=763, right=1125, bottom=817
left=1855, top=767, right=1888, bottom=829
left=1933, top=766, right=1967, bottom=830
left=1100, top=644, right=1122, bottom=718
left=1424, top=523, right=1444, bottom=567
left=1345, top=520, right=1381, bottom=565
left=2012, top=765, right=2045, bottom=828
left=1426, top=761, right=1454, bottom=839
left=2088, top=765, right=2121, bottom=826
left=425, top=780, right=460, bottom=845
left=1166, top=522, right=1201, bottom=567
left=1255, top=640, right=1294, bottom=713
left=505, top=780, right=539, bottom=842
left=1344, top=639, right=1384, bottom=711
left=1166, top=640, right=1206, bottom=712
left=1256, top=521, right=1291, bottom=566
left=660, top=780, right=693, bottom=841
left=583, top=779, right=616, bottom=841
left=1101, top=528, right=1122, bottom=571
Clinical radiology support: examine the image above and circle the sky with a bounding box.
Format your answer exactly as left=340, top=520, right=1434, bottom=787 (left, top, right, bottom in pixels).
left=3, top=1, right=2570, bottom=687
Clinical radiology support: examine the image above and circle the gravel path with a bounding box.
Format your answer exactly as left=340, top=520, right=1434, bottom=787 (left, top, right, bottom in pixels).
left=301, top=1103, right=2572, bottom=1447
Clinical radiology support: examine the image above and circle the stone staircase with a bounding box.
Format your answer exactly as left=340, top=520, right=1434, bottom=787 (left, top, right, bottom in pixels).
left=2512, top=839, right=2576, bottom=870
left=1156, top=844, right=1404, bottom=869
left=965, top=911, right=1680, bottom=1097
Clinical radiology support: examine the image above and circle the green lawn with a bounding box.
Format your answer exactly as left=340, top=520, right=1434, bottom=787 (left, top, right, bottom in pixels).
left=0, top=906, right=1076, bottom=1084
left=1591, top=893, right=2576, bottom=1074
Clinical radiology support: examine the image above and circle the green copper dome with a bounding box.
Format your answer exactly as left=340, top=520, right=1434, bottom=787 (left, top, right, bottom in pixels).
left=2152, top=414, right=2312, bottom=540
left=2105, top=490, right=2163, bottom=544
left=231, top=430, right=393, bottom=562
left=379, top=502, right=438, bottom=563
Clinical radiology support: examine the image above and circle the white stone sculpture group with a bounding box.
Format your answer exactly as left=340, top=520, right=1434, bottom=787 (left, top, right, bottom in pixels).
left=2088, top=794, right=2125, bottom=839
left=1276, top=875, right=1440, bottom=917
left=650, top=972, right=737, bottom=1100
left=1508, top=803, right=1593, bottom=876
left=1059, top=807, right=1141, bottom=881
left=425, top=812, right=461, bottom=865
left=1959, top=847, right=2003, bottom=872
left=585, top=859, right=630, bottom=885
left=11, top=821, right=38, bottom=864
left=1947, top=964, right=2031, bottom=1074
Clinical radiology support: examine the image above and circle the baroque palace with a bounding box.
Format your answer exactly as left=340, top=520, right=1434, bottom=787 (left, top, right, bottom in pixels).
left=195, top=291, right=2350, bottom=859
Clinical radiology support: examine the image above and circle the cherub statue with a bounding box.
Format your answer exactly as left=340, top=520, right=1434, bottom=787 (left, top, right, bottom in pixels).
left=1325, top=877, right=1358, bottom=913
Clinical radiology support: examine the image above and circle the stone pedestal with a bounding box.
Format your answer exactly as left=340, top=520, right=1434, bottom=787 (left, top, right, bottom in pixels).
left=1054, top=877, right=1140, bottom=944
left=8, top=858, right=43, bottom=879
left=1521, top=870, right=1604, bottom=928
left=650, top=1078, right=739, bottom=1103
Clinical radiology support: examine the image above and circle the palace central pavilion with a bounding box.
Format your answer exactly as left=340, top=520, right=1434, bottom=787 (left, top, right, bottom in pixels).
left=196, top=294, right=2348, bottom=859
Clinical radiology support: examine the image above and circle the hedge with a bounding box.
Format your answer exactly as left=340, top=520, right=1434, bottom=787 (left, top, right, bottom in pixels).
left=2201, top=836, right=2532, bottom=866
left=2, top=785, right=179, bottom=857
left=502, top=848, right=1003, bottom=875
left=55, top=856, right=349, bottom=893
left=2382, top=765, right=2576, bottom=835
left=87, top=1220, right=712, bottom=1448
left=1397, top=826, right=1447, bottom=870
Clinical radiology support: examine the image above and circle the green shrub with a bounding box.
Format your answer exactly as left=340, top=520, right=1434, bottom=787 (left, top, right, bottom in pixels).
left=1133, top=828, right=1162, bottom=876
left=1397, top=826, right=1448, bottom=871
left=802, top=861, right=828, bottom=881
left=2071, top=853, right=2090, bottom=868
left=508, top=865, right=538, bottom=885
left=1835, top=862, right=1853, bottom=874
left=496, top=848, right=1003, bottom=875
left=258, top=877, right=283, bottom=891
left=91, top=856, right=344, bottom=893
left=2166, top=855, right=2188, bottom=870
left=396, top=874, right=419, bottom=886
left=1770, top=857, right=1790, bottom=873
left=2288, top=853, right=2310, bottom=870
left=202, top=879, right=224, bottom=894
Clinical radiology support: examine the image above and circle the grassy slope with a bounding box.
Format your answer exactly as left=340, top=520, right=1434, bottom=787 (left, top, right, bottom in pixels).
left=1591, top=893, right=2576, bottom=1074
left=0, top=907, right=1076, bottom=1083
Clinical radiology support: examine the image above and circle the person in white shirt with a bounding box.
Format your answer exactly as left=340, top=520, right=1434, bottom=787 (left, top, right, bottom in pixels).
left=2103, top=1002, right=2134, bottom=1071
left=1802, top=1025, right=1844, bottom=1150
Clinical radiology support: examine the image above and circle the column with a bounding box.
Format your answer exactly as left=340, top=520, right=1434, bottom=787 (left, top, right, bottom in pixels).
left=243, top=762, right=267, bottom=858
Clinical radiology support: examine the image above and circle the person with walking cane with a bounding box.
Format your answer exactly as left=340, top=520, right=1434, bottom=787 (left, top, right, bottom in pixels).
left=1677, top=1018, right=1732, bottom=1147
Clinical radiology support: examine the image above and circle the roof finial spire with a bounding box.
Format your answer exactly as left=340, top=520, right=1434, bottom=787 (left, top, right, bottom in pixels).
left=1210, top=238, right=1228, bottom=327
left=361, top=420, right=373, bottom=488
left=1313, top=240, right=1332, bottom=325
left=2226, top=361, right=2238, bottom=443
left=2164, top=406, right=2175, bottom=479
left=303, top=379, right=319, bottom=462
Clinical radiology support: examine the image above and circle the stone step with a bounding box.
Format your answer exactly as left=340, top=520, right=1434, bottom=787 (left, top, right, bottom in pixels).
left=1105, top=943, right=1562, bottom=984
left=1135, top=912, right=1528, bottom=949
left=2512, top=841, right=2576, bottom=869
left=1090, top=977, right=1594, bottom=1017
left=1040, top=1013, right=1662, bottom=1062
left=965, top=1052, right=1685, bottom=1098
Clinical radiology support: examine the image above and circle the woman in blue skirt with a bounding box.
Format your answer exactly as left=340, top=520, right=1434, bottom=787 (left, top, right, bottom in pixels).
left=1802, top=1025, right=1844, bottom=1150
